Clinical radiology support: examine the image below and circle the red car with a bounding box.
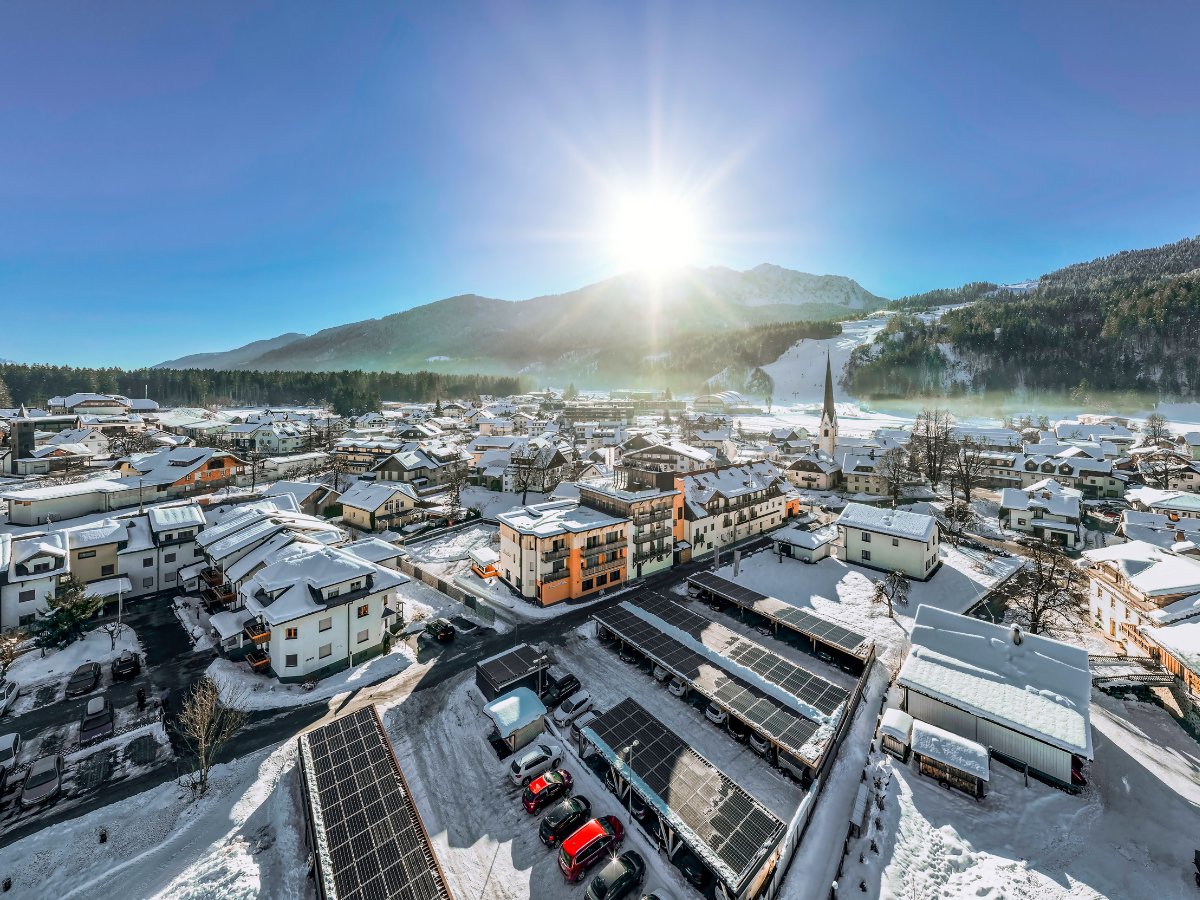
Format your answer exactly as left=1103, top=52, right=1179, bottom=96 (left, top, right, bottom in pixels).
left=522, top=768, right=573, bottom=814
left=558, top=815, right=624, bottom=882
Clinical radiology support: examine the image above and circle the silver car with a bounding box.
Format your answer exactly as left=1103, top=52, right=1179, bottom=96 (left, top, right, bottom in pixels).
left=20, top=754, right=64, bottom=809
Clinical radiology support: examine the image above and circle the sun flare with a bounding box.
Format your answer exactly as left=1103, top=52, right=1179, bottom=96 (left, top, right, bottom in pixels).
left=607, top=188, right=701, bottom=275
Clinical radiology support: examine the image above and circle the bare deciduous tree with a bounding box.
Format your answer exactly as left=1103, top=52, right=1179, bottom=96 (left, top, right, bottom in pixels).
left=1143, top=412, right=1172, bottom=447
left=941, top=500, right=977, bottom=547
left=443, top=460, right=470, bottom=518
left=0, top=629, right=25, bottom=672
left=912, top=408, right=954, bottom=489
left=109, top=430, right=156, bottom=458
left=174, top=676, right=248, bottom=798
left=948, top=436, right=987, bottom=503
left=873, top=570, right=910, bottom=618
left=999, top=540, right=1087, bottom=635
left=877, top=447, right=912, bottom=508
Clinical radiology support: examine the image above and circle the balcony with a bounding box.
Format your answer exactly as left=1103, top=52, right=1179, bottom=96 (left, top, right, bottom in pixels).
left=200, top=567, right=224, bottom=587
left=634, top=525, right=672, bottom=543
left=632, top=509, right=672, bottom=526
left=541, top=568, right=570, bottom=585
left=243, top=621, right=270, bottom=644
left=583, top=555, right=625, bottom=576
left=634, top=547, right=668, bottom=564
left=246, top=649, right=271, bottom=671
left=541, top=546, right=570, bottom=563
left=202, top=586, right=235, bottom=608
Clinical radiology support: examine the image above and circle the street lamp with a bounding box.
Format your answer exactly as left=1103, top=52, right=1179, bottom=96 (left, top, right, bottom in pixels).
left=623, top=740, right=640, bottom=824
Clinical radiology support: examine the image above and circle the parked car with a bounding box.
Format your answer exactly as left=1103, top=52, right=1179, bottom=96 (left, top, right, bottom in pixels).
left=667, top=677, right=686, bottom=698
left=629, top=791, right=648, bottom=822
left=674, top=847, right=711, bottom=890
left=570, top=709, right=601, bottom=743
left=552, top=690, right=594, bottom=728
left=65, top=662, right=101, bottom=698
left=586, top=850, right=646, bottom=900
left=539, top=795, right=592, bottom=848
left=423, top=618, right=455, bottom=642
left=0, top=732, right=21, bottom=777
left=522, top=768, right=573, bottom=814
left=727, top=717, right=749, bottom=743
left=111, top=651, right=142, bottom=681
left=558, top=815, right=624, bottom=882
left=651, top=665, right=669, bottom=682
left=509, top=741, right=563, bottom=786
left=618, top=646, right=640, bottom=664
left=640, top=892, right=677, bottom=900
left=748, top=730, right=771, bottom=756
left=542, top=671, right=582, bottom=707
left=20, top=754, right=64, bottom=808
left=0, top=680, right=19, bottom=716
left=79, top=695, right=115, bottom=746
left=704, top=702, right=727, bottom=726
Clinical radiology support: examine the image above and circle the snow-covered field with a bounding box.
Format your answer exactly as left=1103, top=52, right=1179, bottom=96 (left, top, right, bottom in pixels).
left=695, top=544, right=1022, bottom=667
left=838, top=687, right=1200, bottom=900
left=0, top=740, right=306, bottom=899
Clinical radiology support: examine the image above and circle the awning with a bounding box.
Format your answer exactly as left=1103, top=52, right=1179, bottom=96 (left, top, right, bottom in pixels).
left=210, top=610, right=252, bottom=641
left=83, top=576, right=132, bottom=600
left=178, top=561, right=207, bottom=582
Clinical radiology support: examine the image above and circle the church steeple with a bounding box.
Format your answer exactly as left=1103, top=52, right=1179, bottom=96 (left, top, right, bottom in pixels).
left=819, top=352, right=838, bottom=457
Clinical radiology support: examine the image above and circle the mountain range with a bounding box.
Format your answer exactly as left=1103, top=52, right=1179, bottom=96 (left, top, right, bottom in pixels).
left=156, top=265, right=887, bottom=382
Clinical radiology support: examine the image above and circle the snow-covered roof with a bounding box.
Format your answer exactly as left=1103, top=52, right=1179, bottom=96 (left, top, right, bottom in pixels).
left=0, top=479, right=125, bottom=502
left=146, top=503, right=205, bottom=533
left=1082, top=540, right=1200, bottom=598
left=898, top=604, right=1093, bottom=758
left=772, top=524, right=836, bottom=550
left=209, top=610, right=251, bottom=641
left=880, top=708, right=913, bottom=743
left=338, top=480, right=419, bottom=512
left=344, top=537, right=403, bottom=565
left=83, top=576, right=132, bottom=599
left=999, top=486, right=1080, bottom=519
left=497, top=499, right=626, bottom=537
left=1147, top=617, right=1200, bottom=677
left=483, top=688, right=546, bottom=739
left=836, top=502, right=937, bottom=542
left=911, top=720, right=990, bottom=781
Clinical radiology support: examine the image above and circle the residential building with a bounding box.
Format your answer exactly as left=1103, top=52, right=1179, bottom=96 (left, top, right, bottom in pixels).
left=835, top=502, right=940, bottom=580
left=336, top=481, right=422, bottom=532
left=496, top=500, right=629, bottom=606
left=226, top=421, right=309, bottom=455
left=576, top=474, right=682, bottom=579
left=0, top=532, right=71, bottom=630
left=998, top=479, right=1083, bottom=548
left=1117, top=510, right=1200, bottom=550
left=367, top=442, right=471, bottom=491
left=785, top=451, right=841, bottom=491
left=622, top=441, right=713, bottom=474
left=1126, top=487, right=1200, bottom=520
left=680, top=462, right=789, bottom=558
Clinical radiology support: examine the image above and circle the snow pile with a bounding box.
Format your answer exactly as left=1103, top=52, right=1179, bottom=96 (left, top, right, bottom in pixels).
left=4, top=626, right=141, bottom=686
left=173, top=595, right=215, bottom=652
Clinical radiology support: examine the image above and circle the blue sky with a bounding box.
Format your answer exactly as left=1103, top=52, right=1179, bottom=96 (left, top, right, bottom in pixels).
left=2, top=1, right=1198, bottom=367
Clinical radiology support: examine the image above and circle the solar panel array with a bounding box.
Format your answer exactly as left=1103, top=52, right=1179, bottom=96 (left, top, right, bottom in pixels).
left=687, top=571, right=869, bottom=656
left=633, top=593, right=849, bottom=718
left=476, top=643, right=544, bottom=688
left=299, top=706, right=452, bottom=900
left=593, top=604, right=828, bottom=764
left=586, top=698, right=783, bottom=888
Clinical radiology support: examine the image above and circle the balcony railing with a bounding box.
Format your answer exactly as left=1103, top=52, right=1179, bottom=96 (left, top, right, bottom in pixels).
left=246, top=649, right=271, bottom=671
left=634, top=525, right=672, bottom=543
left=541, top=546, right=570, bottom=563
left=632, top=509, right=672, bottom=526
left=244, top=621, right=270, bottom=644
left=541, top=568, right=570, bottom=585
left=583, top=555, right=625, bottom=576
left=202, top=586, right=235, bottom=606
left=200, top=567, right=224, bottom=587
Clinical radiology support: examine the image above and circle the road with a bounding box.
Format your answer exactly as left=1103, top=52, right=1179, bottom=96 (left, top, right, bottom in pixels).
left=0, top=542, right=766, bottom=847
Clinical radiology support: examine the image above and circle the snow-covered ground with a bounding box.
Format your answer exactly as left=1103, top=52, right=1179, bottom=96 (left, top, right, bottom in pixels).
left=699, top=544, right=1022, bottom=667
left=173, top=595, right=216, bottom=652
left=459, top=485, right=559, bottom=519
left=208, top=640, right=417, bottom=711
left=762, top=316, right=887, bottom=406
left=4, top=627, right=141, bottom=707
left=0, top=741, right=307, bottom=899
left=838, top=687, right=1200, bottom=900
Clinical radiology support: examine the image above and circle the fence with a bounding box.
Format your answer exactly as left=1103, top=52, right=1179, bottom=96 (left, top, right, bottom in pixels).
left=396, top=557, right=497, bottom=627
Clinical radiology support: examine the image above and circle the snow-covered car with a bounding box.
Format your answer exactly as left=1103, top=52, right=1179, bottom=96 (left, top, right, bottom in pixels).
left=704, top=702, right=727, bottom=726
left=0, top=732, right=21, bottom=776
left=667, top=677, right=686, bottom=698
left=552, top=690, right=593, bottom=727
left=651, top=665, right=669, bottom=682
left=749, top=730, right=771, bottom=756
left=0, top=680, right=19, bottom=716
left=509, top=741, right=563, bottom=786
left=570, top=709, right=601, bottom=742
left=20, top=754, right=63, bottom=809
left=79, top=695, right=115, bottom=746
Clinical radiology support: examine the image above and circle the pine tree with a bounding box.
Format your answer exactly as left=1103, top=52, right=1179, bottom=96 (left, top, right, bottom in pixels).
left=32, top=576, right=102, bottom=650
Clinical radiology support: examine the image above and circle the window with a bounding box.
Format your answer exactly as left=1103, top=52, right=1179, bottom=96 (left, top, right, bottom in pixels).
left=357, top=629, right=369, bottom=644
left=285, top=654, right=298, bottom=668
left=327, top=589, right=339, bottom=599
left=350, top=581, right=362, bottom=591
left=165, top=572, right=177, bottom=583
left=18, top=614, right=36, bottom=627
left=101, top=564, right=115, bottom=576
left=582, top=578, right=594, bottom=591
left=861, top=550, right=871, bottom=561
left=142, top=577, right=154, bottom=588
left=319, top=617, right=332, bottom=632
left=78, top=550, right=96, bottom=559
left=286, top=627, right=298, bottom=640
left=319, top=643, right=332, bottom=659
left=164, top=553, right=176, bottom=564
left=143, top=558, right=153, bottom=568
left=596, top=573, right=607, bottom=586
left=356, top=604, right=369, bottom=618
left=32, top=562, right=51, bottom=574
left=861, top=531, right=871, bottom=542
left=194, top=547, right=203, bottom=557
left=892, top=538, right=899, bottom=547
left=18, top=590, right=34, bottom=603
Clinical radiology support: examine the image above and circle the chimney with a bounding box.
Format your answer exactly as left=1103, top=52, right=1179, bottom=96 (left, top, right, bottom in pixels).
left=1011, top=624, right=1023, bottom=645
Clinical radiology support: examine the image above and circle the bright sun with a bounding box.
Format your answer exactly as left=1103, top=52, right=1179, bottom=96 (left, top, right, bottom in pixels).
left=607, top=188, right=701, bottom=275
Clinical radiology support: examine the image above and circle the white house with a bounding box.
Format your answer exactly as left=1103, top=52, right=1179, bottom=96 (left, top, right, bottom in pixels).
left=998, top=478, right=1083, bottom=548
left=898, top=604, right=1092, bottom=789
left=835, top=502, right=940, bottom=580
left=0, top=532, right=70, bottom=630
left=680, top=462, right=788, bottom=557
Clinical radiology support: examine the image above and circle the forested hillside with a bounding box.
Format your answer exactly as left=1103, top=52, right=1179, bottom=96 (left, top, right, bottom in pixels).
left=847, top=236, right=1200, bottom=399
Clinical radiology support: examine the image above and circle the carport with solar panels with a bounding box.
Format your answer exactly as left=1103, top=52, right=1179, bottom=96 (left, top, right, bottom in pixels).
left=581, top=697, right=788, bottom=900
left=686, top=570, right=873, bottom=673
left=297, top=705, right=453, bottom=900
left=592, top=596, right=849, bottom=780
